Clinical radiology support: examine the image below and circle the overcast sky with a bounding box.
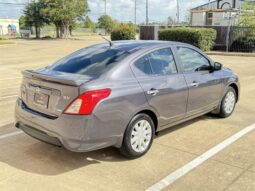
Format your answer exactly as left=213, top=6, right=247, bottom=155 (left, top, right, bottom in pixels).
left=0, top=0, right=208, bottom=23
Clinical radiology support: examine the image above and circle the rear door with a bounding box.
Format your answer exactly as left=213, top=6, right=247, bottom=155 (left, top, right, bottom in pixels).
left=175, top=46, right=222, bottom=116
left=131, top=47, right=188, bottom=128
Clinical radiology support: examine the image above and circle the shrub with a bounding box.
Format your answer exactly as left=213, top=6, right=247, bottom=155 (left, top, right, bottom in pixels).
left=158, top=27, right=217, bottom=51
left=111, top=25, right=136, bottom=41
left=230, top=37, right=255, bottom=52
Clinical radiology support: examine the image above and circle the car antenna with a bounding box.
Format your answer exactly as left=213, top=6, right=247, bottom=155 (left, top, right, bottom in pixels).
left=102, top=37, right=113, bottom=47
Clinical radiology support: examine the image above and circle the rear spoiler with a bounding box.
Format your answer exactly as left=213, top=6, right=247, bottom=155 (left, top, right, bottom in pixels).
left=22, top=70, right=93, bottom=86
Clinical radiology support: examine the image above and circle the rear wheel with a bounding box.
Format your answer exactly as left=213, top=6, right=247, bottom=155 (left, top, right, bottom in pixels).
left=120, top=113, right=155, bottom=159
left=218, top=87, right=237, bottom=118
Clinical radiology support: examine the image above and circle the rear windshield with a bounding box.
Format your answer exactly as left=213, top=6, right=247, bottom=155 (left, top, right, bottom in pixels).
left=48, top=47, right=129, bottom=77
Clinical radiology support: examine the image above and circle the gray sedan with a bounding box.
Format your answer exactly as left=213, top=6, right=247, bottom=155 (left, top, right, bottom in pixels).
left=15, top=41, right=240, bottom=158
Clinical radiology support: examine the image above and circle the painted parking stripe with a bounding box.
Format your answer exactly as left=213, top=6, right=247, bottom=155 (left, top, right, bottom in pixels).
left=0, top=77, right=22, bottom=81
left=147, top=123, right=255, bottom=191
left=0, top=95, right=18, bottom=100
left=0, top=131, right=23, bottom=140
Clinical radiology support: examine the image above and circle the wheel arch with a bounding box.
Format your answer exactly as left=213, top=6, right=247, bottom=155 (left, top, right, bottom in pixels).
left=229, top=83, right=239, bottom=102
left=136, top=109, right=159, bottom=132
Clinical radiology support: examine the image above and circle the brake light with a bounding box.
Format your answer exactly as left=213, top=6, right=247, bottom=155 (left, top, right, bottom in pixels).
left=63, top=88, right=111, bottom=115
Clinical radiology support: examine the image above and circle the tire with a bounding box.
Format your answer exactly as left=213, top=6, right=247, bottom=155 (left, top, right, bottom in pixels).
left=119, top=113, right=155, bottom=159
left=218, top=87, right=237, bottom=118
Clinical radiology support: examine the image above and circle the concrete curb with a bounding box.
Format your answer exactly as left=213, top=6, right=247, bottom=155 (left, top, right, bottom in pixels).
left=206, top=51, right=255, bottom=57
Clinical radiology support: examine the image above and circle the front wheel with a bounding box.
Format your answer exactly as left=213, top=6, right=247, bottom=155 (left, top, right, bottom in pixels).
left=218, top=87, right=237, bottom=118
left=120, top=113, right=155, bottom=159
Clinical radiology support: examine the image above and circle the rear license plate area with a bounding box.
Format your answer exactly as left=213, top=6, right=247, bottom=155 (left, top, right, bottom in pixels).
left=34, top=93, right=49, bottom=108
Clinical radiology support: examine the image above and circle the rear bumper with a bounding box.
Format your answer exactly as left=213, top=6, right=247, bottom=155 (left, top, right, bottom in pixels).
left=16, top=122, right=62, bottom=147
left=15, top=98, right=122, bottom=152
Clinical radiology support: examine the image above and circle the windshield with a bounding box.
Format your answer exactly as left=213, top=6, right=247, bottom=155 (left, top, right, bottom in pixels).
left=48, top=47, right=130, bottom=77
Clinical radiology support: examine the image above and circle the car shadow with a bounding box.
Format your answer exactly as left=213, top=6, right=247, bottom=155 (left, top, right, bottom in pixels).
left=0, top=114, right=219, bottom=176
left=156, top=113, right=219, bottom=138
left=0, top=136, right=128, bottom=176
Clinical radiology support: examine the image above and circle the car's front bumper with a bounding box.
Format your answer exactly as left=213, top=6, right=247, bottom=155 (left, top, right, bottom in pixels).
left=15, top=98, right=121, bottom=152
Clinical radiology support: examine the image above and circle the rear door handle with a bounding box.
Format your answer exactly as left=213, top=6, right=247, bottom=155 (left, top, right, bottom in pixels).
left=147, top=89, right=159, bottom=96
left=190, top=82, right=199, bottom=87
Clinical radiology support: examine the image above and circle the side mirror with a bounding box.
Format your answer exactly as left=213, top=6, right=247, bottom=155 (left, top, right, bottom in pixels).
left=213, top=62, right=223, bottom=71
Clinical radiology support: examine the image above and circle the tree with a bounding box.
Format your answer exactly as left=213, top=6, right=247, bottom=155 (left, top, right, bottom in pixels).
left=84, top=16, right=96, bottom=32
left=98, top=15, right=115, bottom=35
left=19, top=16, right=26, bottom=28
left=42, top=0, right=89, bottom=38
left=23, top=1, right=49, bottom=38
left=167, top=16, right=176, bottom=26
left=239, top=2, right=255, bottom=28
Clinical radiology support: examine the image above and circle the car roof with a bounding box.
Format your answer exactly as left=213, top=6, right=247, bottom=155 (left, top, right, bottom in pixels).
left=111, top=40, right=180, bottom=46
left=91, top=40, right=188, bottom=53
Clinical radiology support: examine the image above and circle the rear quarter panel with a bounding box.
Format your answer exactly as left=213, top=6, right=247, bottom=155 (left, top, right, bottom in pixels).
left=79, top=61, right=158, bottom=147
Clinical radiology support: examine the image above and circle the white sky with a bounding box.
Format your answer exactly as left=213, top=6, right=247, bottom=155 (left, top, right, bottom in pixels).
left=0, top=0, right=209, bottom=23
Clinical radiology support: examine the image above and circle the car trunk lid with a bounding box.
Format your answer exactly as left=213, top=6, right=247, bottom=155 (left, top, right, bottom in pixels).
left=20, top=70, right=93, bottom=117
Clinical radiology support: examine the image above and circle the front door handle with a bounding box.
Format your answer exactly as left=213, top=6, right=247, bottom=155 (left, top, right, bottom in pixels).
left=190, top=82, right=199, bottom=87
left=147, top=88, right=159, bottom=96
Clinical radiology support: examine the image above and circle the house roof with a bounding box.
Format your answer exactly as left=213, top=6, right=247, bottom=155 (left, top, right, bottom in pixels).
left=191, top=0, right=241, bottom=11
left=192, top=1, right=217, bottom=10
left=191, top=9, right=239, bottom=13
left=191, top=1, right=218, bottom=10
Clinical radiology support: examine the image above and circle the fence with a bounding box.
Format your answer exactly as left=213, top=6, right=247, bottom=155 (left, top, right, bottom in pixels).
left=140, top=25, right=255, bottom=52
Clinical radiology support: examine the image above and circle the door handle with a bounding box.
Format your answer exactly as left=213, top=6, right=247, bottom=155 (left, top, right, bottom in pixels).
left=190, top=82, right=199, bottom=87
left=147, top=88, right=159, bottom=96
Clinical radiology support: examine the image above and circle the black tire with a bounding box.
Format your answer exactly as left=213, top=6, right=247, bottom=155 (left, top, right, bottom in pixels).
left=218, top=87, right=237, bottom=118
left=119, top=113, right=155, bottom=159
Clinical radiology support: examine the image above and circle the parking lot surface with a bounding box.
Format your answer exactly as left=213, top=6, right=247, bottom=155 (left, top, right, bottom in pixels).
left=0, top=39, right=255, bottom=191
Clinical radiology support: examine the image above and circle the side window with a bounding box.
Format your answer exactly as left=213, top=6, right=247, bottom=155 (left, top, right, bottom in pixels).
left=148, top=48, right=177, bottom=75
left=177, top=47, right=211, bottom=72
left=134, top=48, right=177, bottom=76
left=134, top=56, right=152, bottom=75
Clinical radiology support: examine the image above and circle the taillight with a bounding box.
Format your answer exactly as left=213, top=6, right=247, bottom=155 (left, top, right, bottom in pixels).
left=63, top=88, right=111, bottom=115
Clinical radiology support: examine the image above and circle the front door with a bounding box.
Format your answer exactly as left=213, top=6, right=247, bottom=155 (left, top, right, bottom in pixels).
left=132, top=47, right=188, bottom=127
left=176, top=46, right=222, bottom=116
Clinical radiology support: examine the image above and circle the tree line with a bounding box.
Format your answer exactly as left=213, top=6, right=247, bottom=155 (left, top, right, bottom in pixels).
left=20, top=0, right=89, bottom=38
left=19, top=0, right=137, bottom=39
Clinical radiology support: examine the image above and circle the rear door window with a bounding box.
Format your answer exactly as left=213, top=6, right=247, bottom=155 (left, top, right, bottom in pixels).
left=134, top=56, right=152, bottom=75
left=148, top=48, right=177, bottom=75
left=134, top=48, right=177, bottom=76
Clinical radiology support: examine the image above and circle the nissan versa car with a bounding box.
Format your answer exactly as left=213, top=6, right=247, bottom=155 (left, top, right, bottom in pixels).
left=15, top=41, right=239, bottom=158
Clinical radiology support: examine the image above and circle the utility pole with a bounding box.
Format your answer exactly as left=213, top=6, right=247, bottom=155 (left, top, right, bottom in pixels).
left=176, top=0, right=180, bottom=24
left=134, top=0, right=137, bottom=25
left=146, top=0, right=149, bottom=25
left=105, top=0, right=107, bottom=15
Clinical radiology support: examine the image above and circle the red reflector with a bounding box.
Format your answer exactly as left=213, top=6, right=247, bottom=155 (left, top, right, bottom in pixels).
left=64, top=88, right=111, bottom=115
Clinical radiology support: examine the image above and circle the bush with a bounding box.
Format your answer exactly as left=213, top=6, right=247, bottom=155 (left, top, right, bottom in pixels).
left=111, top=25, right=136, bottom=41
left=158, top=27, right=217, bottom=51
left=230, top=37, right=255, bottom=52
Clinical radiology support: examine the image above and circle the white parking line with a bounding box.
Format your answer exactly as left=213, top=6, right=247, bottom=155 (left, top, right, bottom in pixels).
left=0, top=77, right=22, bottom=81
left=146, top=123, right=255, bottom=191
left=0, top=131, right=23, bottom=140
left=0, top=95, right=18, bottom=100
